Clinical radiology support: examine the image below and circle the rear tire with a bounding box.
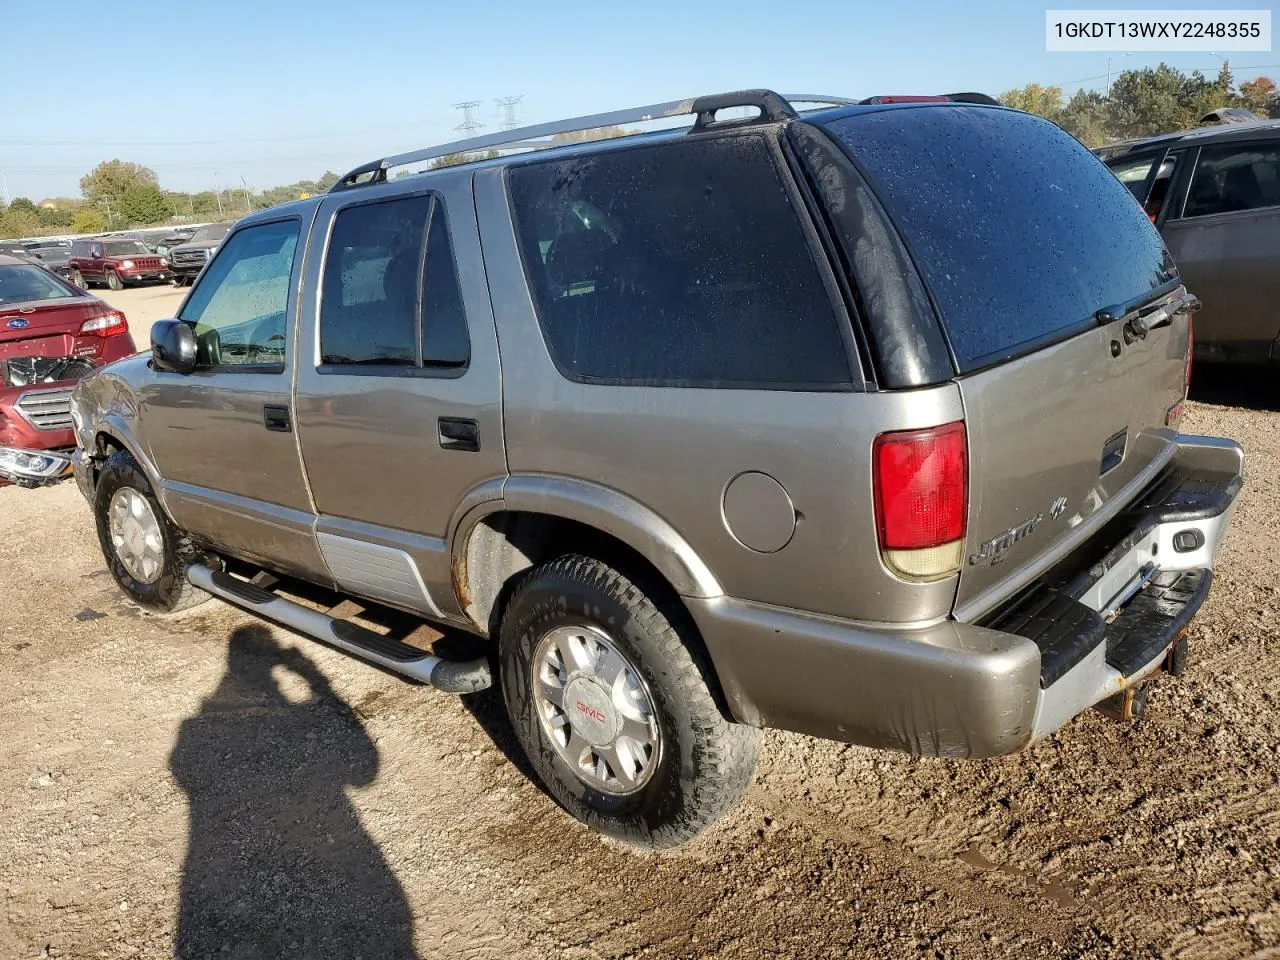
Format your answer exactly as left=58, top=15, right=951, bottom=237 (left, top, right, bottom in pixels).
left=93, top=450, right=208, bottom=614
left=499, top=554, right=761, bottom=849
left=106, top=269, right=123, bottom=291
left=69, top=269, right=86, bottom=289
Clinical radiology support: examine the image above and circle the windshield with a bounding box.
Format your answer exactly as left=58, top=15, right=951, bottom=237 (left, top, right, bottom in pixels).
left=188, top=224, right=231, bottom=244
left=0, top=263, right=76, bottom=305
left=821, top=106, right=1175, bottom=371
left=103, top=241, right=151, bottom=257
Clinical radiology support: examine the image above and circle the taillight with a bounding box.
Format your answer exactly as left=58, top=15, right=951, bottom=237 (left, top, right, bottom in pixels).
left=79, top=311, right=129, bottom=337
left=873, top=421, right=968, bottom=581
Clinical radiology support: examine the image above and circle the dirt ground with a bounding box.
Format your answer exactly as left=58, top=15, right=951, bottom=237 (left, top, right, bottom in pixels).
left=2, top=292, right=1278, bottom=958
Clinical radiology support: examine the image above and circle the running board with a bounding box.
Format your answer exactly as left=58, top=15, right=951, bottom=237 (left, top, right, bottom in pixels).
left=186, top=565, right=492, bottom=694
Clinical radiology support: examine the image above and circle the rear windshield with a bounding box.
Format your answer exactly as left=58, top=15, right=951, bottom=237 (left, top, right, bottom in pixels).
left=821, top=107, right=1175, bottom=371
left=0, top=263, right=75, bottom=305
left=103, top=241, right=150, bottom=257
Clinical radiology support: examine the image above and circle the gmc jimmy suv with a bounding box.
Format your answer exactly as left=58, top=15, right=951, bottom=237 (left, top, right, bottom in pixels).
left=69, top=90, right=1243, bottom=848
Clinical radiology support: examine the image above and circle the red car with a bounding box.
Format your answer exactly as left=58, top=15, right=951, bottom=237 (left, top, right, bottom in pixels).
left=0, top=255, right=138, bottom=486
left=68, top=237, right=170, bottom=291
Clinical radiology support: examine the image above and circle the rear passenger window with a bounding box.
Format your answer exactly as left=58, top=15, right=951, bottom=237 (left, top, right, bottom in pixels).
left=507, top=135, right=851, bottom=388
left=320, top=195, right=470, bottom=369
left=1182, top=143, right=1280, bottom=218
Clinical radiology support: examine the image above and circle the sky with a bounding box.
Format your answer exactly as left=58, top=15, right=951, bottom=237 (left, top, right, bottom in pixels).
left=4, top=0, right=1278, bottom=203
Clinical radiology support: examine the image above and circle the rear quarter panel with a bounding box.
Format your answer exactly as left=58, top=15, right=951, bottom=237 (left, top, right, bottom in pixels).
left=473, top=168, right=963, bottom=625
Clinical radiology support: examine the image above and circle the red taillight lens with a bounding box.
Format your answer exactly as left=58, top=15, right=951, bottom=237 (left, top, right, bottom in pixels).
left=873, top=421, right=968, bottom=580
left=79, top=311, right=128, bottom=337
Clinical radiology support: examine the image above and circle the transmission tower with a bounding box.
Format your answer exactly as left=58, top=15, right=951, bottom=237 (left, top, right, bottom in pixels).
left=495, top=95, right=523, bottom=130
left=452, top=101, right=485, bottom=136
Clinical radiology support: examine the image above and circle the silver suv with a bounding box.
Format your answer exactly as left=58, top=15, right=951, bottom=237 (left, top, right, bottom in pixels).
left=69, top=90, right=1243, bottom=848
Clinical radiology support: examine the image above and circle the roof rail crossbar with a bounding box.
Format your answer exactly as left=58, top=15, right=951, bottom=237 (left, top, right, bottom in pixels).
left=329, top=89, right=835, bottom=192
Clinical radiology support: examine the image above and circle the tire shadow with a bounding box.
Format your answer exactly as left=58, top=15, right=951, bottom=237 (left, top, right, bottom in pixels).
left=1190, top=362, right=1280, bottom=412
left=169, top=624, right=418, bottom=959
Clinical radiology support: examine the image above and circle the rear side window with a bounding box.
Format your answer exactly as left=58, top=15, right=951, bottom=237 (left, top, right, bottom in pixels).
left=822, top=107, right=1175, bottom=371
left=507, top=134, right=851, bottom=388
left=1183, top=142, right=1280, bottom=218
left=1109, top=153, right=1159, bottom=201
left=320, top=194, right=470, bottom=368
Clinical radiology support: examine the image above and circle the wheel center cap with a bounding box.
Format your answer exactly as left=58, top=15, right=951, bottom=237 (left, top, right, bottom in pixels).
left=124, top=519, right=144, bottom=554
left=564, top=677, right=617, bottom=746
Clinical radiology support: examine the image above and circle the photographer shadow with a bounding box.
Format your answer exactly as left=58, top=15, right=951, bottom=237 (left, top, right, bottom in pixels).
left=169, top=624, right=417, bottom=959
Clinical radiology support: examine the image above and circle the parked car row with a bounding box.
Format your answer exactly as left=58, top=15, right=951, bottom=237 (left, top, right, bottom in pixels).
left=0, top=221, right=237, bottom=293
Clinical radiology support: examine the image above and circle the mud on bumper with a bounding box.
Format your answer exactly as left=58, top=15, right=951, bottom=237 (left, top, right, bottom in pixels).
left=690, top=435, right=1243, bottom=759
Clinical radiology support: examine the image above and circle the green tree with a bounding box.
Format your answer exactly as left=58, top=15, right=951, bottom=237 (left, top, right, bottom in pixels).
left=0, top=208, right=41, bottom=238
left=1000, top=84, right=1064, bottom=119
left=79, top=160, right=160, bottom=212
left=7, top=197, right=37, bottom=216
left=37, top=206, right=74, bottom=228
left=120, top=185, right=175, bottom=225
left=1058, top=89, right=1112, bottom=146
left=71, top=208, right=107, bottom=234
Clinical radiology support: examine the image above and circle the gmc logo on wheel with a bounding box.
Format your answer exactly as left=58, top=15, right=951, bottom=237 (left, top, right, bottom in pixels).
left=576, top=701, right=606, bottom=723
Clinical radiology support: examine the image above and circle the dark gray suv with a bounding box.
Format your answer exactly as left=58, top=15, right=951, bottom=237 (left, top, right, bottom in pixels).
left=69, top=90, right=1243, bottom=848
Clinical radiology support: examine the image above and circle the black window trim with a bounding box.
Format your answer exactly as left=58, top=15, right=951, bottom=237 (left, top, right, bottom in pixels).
left=1168, top=137, right=1280, bottom=223
left=314, top=187, right=471, bottom=380
left=502, top=126, right=861, bottom=392
left=175, top=213, right=303, bottom=376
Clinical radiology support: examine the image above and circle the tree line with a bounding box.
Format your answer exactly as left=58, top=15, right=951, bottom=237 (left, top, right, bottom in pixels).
left=8, top=75, right=1265, bottom=241
left=1002, top=62, right=1277, bottom=146
left=0, top=123, right=639, bottom=239
left=0, top=162, right=341, bottom=240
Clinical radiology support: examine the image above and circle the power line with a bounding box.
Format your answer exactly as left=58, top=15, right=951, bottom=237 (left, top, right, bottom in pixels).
left=452, top=101, right=485, bottom=137
left=495, top=95, right=523, bottom=130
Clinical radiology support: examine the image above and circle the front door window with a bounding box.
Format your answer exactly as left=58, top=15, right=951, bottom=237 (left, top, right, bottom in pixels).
left=179, top=220, right=300, bottom=370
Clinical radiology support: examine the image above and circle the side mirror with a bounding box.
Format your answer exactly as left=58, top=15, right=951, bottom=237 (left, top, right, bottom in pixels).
left=151, top=319, right=197, bottom=374
left=91, top=247, right=102, bottom=259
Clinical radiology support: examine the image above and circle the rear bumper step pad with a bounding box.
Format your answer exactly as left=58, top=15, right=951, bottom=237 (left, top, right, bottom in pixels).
left=188, top=566, right=491, bottom=694
left=990, top=567, right=1211, bottom=688
left=987, top=588, right=1104, bottom=688
left=1104, top=568, right=1210, bottom=677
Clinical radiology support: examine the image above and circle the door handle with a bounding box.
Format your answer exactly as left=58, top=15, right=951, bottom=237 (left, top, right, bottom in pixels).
left=263, top=404, right=291, bottom=433
left=438, top=417, right=479, bottom=452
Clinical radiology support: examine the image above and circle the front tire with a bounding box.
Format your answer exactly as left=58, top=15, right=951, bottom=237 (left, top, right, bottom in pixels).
left=499, top=554, right=761, bottom=849
left=93, top=450, right=207, bottom=614
left=106, top=269, right=123, bottom=291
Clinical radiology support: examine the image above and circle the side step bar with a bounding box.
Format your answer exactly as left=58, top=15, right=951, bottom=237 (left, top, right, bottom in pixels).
left=187, top=565, right=492, bottom=694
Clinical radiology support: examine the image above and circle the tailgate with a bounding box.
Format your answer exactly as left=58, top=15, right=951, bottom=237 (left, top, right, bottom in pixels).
left=955, top=309, right=1189, bottom=617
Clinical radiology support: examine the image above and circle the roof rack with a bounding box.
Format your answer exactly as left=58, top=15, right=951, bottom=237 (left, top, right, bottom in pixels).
left=858, top=92, right=1001, bottom=106
left=329, top=89, right=858, bottom=192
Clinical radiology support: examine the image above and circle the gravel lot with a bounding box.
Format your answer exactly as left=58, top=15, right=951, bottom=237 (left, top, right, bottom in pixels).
left=1, top=287, right=1277, bottom=958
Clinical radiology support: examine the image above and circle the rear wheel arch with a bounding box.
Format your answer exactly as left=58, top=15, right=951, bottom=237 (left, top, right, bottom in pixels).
left=461, top=509, right=741, bottom=733
left=450, top=477, right=721, bottom=625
